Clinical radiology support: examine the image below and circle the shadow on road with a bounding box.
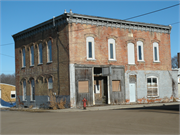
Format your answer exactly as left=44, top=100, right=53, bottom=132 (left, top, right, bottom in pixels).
left=114, top=105, right=179, bottom=114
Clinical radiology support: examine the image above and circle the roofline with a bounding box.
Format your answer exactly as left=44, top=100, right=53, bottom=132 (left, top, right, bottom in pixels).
left=12, top=12, right=172, bottom=41
left=0, top=83, right=16, bottom=87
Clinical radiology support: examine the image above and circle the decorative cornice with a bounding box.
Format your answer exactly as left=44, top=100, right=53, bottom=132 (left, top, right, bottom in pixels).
left=12, top=13, right=172, bottom=41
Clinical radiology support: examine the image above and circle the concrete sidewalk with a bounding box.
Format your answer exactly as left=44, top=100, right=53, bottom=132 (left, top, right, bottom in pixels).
left=50, top=102, right=180, bottom=113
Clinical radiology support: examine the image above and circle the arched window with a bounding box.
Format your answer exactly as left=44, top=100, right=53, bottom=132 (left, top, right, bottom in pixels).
left=22, top=48, right=26, bottom=67
left=38, top=43, right=43, bottom=64
left=147, top=76, right=158, bottom=97
left=153, top=42, right=159, bottom=62
left=108, top=38, right=116, bottom=60
left=30, top=46, right=34, bottom=66
left=23, top=80, right=26, bottom=101
left=48, top=77, right=53, bottom=89
left=128, top=43, right=135, bottom=64
left=86, top=37, right=95, bottom=59
left=47, top=40, right=52, bottom=62
left=30, top=79, right=35, bottom=101
left=137, top=41, right=144, bottom=61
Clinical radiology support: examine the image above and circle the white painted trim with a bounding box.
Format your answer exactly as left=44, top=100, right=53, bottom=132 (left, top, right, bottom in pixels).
left=147, top=76, right=159, bottom=97
left=70, top=64, right=76, bottom=108
left=127, top=42, right=135, bottom=64
left=107, top=76, right=110, bottom=104
left=137, top=41, right=144, bottom=61
left=86, top=37, right=95, bottom=60
left=92, top=67, right=95, bottom=105
left=153, top=42, right=160, bottom=62
left=108, top=38, right=116, bottom=60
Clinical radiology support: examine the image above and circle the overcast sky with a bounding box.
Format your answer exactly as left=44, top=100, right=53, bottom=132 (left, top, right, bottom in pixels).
left=0, top=0, right=179, bottom=74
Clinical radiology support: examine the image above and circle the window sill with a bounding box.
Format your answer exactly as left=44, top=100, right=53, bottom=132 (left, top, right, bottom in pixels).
left=87, top=59, right=96, bottom=61
left=153, top=61, right=160, bottom=63
left=128, top=64, right=136, bottom=65
left=137, top=60, right=145, bottom=63
left=30, top=65, right=34, bottom=68
left=108, top=59, right=117, bottom=62
left=47, top=61, right=53, bottom=64
left=22, top=100, right=27, bottom=102
left=38, top=63, right=43, bottom=66
left=30, top=100, right=36, bottom=103
left=147, top=96, right=159, bottom=98
left=21, top=66, right=26, bottom=69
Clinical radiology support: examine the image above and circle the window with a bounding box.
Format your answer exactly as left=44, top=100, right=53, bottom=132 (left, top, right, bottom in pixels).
left=11, top=91, right=16, bottom=99
left=108, top=38, right=116, bottom=60
left=23, top=80, right=26, bottom=101
left=112, top=80, right=121, bottom=91
left=78, top=81, right=89, bottom=93
left=153, top=42, right=159, bottom=62
left=22, top=48, right=26, bottom=67
left=30, top=46, right=34, bottom=66
left=38, top=43, right=43, bottom=64
left=47, top=40, right=52, bottom=62
left=128, top=43, right=135, bottom=64
left=86, top=37, right=95, bottom=59
left=48, top=77, right=53, bottom=89
left=137, top=41, right=144, bottom=61
left=147, top=76, right=158, bottom=97
left=31, top=79, right=35, bottom=101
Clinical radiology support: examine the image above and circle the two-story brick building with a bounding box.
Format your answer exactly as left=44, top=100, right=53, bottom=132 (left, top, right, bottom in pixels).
left=12, top=10, right=178, bottom=108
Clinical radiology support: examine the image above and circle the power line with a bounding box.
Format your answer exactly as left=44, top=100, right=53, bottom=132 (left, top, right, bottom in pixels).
left=124, top=3, right=180, bottom=20
left=0, top=53, right=15, bottom=58
left=170, top=22, right=180, bottom=25
left=0, top=43, right=14, bottom=46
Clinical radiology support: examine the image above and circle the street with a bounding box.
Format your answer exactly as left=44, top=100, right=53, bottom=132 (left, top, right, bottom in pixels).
left=1, top=105, right=179, bottom=134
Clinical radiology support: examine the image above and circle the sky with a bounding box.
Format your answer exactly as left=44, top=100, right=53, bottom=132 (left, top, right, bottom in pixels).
left=0, top=0, right=179, bottom=75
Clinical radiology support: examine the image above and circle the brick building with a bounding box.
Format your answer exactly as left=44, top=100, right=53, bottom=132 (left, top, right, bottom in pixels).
left=12, top=10, right=178, bottom=108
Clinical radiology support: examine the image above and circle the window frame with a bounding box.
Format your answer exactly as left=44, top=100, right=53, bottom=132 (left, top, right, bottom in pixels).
left=48, top=77, right=53, bottom=89
left=10, top=91, right=16, bottom=99
left=147, top=76, right=159, bottom=97
left=137, top=41, right=144, bottom=61
left=22, top=48, right=26, bottom=68
left=23, top=80, right=26, bottom=101
left=30, top=79, right=35, bottom=101
left=30, top=46, right=34, bottom=66
left=153, top=42, right=160, bottom=62
left=38, top=43, right=43, bottom=64
left=47, top=40, right=52, bottom=63
left=86, top=37, right=95, bottom=60
left=127, top=42, right=135, bottom=64
left=108, top=38, right=116, bottom=61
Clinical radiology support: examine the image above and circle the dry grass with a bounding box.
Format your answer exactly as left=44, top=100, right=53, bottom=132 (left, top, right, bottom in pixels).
left=29, top=105, right=33, bottom=109
left=58, top=99, right=66, bottom=109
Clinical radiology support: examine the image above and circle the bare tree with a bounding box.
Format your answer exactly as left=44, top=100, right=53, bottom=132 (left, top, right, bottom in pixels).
left=171, top=55, right=178, bottom=68
left=0, top=73, right=15, bottom=85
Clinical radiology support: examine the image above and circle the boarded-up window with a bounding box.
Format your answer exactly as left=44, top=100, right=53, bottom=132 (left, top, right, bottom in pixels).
left=112, top=80, right=121, bottom=91
left=78, top=81, right=89, bottom=93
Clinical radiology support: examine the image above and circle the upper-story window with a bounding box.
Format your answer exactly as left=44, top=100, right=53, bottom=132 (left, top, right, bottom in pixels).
left=22, top=48, right=26, bottom=67
left=86, top=37, right=95, bottom=59
left=47, top=40, right=52, bottom=62
left=30, top=46, right=34, bottom=66
left=48, top=77, right=53, bottom=89
left=153, top=42, right=160, bottom=62
left=38, top=43, right=43, bottom=64
left=128, top=43, right=135, bottom=64
left=137, top=41, right=144, bottom=61
left=30, top=79, right=35, bottom=101
left=108, top=38, right=116, bottom=60
left=23, top=80, right=26, bottom=101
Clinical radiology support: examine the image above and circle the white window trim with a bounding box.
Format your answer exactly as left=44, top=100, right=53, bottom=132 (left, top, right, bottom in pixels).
left=127, top=42, right=135, bottom=64
left=108, top=38, right=116, bottom=60
left=147, top=76, right=159, bottom=97
left=47, top=40, right=53, bottom=63
left=10, top=91, right=16, bottom=99
left=137, top=41, right=144, bottom=61
left=38, top=43, right=43, bottom=64
left=153, top=42, right=160, bottom=62
left=86, top=37, right=95, bottom=60
left=22, top=48, right=26, bottom=68
left=23, top=80, right=27, bottom=101
left=30, top=46, right=34, bottom=66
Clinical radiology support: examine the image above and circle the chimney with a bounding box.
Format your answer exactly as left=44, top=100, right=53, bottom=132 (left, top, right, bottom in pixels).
left=178, top=53, right=180, bottom=68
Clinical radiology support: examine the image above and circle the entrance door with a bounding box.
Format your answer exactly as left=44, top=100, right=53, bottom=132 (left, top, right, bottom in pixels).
left=94, top=76, right=108, bottom=105
left=129, top=83, right=136, bottom=102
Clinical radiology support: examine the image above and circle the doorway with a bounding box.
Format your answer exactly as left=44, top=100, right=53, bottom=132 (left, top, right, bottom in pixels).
left=129, top=83, right=136, bottom=102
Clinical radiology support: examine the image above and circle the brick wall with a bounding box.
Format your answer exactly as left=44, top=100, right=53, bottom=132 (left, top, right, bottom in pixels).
left=69, top=23, right=171, bottom=71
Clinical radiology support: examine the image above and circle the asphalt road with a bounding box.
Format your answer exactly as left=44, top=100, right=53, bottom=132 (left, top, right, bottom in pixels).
left=1, top=105, right=179, bottom=134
